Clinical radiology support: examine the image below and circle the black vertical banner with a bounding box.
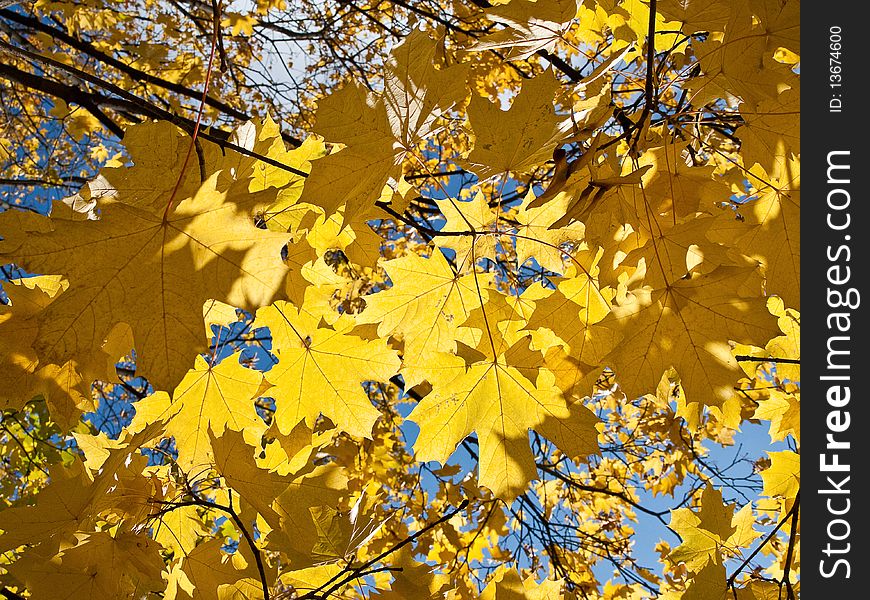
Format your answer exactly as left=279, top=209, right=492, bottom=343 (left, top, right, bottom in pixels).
left=803, top=3, right=868, bottom=596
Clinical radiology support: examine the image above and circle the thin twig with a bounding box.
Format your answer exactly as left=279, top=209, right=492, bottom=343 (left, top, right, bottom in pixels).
left=299, top=499, right=469, bottom=599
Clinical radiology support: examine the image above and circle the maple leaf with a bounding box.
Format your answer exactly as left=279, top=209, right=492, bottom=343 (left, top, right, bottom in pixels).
left=657, top=0, right=732, bottom=33
left=749, top=0, right=800, bottom=56
left=752, top=387, right=800, bottom=444
left=7, top=532, right=165, bottom=600
left=308, top=491, right=387, bottom=563
left=620, top=215, right=746, bottom=290
left=294, top=29, right=469, bottom=226
left=130, top=352, right=267, bottom=471
left=0, top=461, right=95, bottom=553
left=255, top=301, right=400, bottom=439
left=462, top=69, right=570, bottom=179
left=101, top=120, right=202, bottom=213
left=0, top=277, right=80, bottom=418
left=383, top=28, right=470, bottom=150
left=0, top=0, right=804, bottom=595
left=681, top=561, right=728, bottom=600
left=637, top=143, right=733, bottom=217
left=513, top=190, right=585, bottom=274
left=763, top=297, right=800, bottom=381
left=669, top=485, right=737, bottom=572
left=0, top=173, right=289, bottom=391
left=737, top=83, right=800, bottom=175
left=369, top=547, right=453, bottom=599
left=471, top=0, right=580, bottom=60
left=524, top=250, right=616, bottom=365
left=172, top=538, right=267, bottom=600
left=0, top=424, right=163, bottom=553
left=296, top=83, right=395, bottom=224
left=246, top=123, right=325, bottom=196
left=760, top=450, right=799, bottom=500
left=356, top=250, right=491, bottom=388
left=543, top=160, right=652, bottom=230
left=209, top=429, right=347, bottom=566
left=410, top=342, right=599, bottom=499
left=685, top=0, right=794, bottom=106
left=480, top=568, right=563, bottom=599
left=710, top=159, right=800, bottom=309
left=596, top=266, right=780, bottom=425
left=434, top=192, right=499, bottom=268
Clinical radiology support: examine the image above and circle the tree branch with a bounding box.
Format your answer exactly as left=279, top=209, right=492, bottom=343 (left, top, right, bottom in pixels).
left=0, top=9, right=308, bottom=144
left=151, top=496, right=271, bottom=600
left=734, top=355, right=800, bottom=365
left=298, top=499, right=469, bottom=599
left=726, top=491, right=799, bottom=591
left=0, top=50, right=309, bottom=177
left=0, top=60, right=124, bottom=137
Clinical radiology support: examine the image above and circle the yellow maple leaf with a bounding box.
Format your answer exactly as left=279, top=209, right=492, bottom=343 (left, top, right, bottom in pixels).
left=753, top=387, right=800, bottom=445
left=8, top=532, right=165, bottom=600
left=524, top=250, right=616, bottom=365
left=383, top=28, right=470, bottom=150
left=621, top=215, right=746, bottom=290
left=760, top=450, right=799, bottom=500
left=463, top=69, right=570, bottom=179
left=598, top=266, right=780, bottom=426
left=369, top=546, right=453, bottom=599
left=513, top=189, right=585, bottom=274
left=0, top=461, right=95, bottom=553
left=737, top=83, right=799, bottom=175
left=210, top=429, right=347, bottom=566
left=296, top=83, right=395, bottom=224
left=657, top=0, right=732, bottom=34
left=255, top=300, right=400, bottom=439
left=681, top=560, right=728, bottom=600
left=763, top=297, right=799, bottom=381
left=101, top=121, right=202, bottom=214
left=479, top=568, right=563, bottom=599
left=0, top=173, right=290, bottom=391
left=471, top=0, right=579, bottom=61
left=356, top=250, right=491, bottom=388
left=410, top=346, right=599, bottom=499
left=174, top=538, right=267, bottom=600
left=434, top=192, right=499, bottom=268
left=0, top=279, right=59, bottom=410
left=669, top=485, right=736, bottom=572
left=143, top=352, right=269, bottom=471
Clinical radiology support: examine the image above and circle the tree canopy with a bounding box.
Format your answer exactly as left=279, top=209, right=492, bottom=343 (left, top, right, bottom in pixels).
left=0, top=0, right=800, bottom=598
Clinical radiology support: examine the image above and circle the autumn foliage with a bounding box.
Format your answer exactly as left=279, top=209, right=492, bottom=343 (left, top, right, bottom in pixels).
left=0, top=0, right=799, bottom=598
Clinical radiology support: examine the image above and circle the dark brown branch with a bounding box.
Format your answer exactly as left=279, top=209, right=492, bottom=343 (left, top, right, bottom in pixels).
left=0, top=176, right=87, bottom=187
left=0, top=60, right=124, bottom=137
left=726, top=492, right=799, bottom=591
left=403, top=169, right=467, bottom=181
left=780, top=492, right=800, bottom=600
left=734, top=355, right=800, bottom=365
left=152, top=496, right=271, bottom=600
left=536, top=49, right=582, bottom=82
left=630, top=0, right=658, bottom=151
left=299, top=499, right=469, bottom=599
left=0, top=48, right=309, bottom=177
left=375, top=200, right=470, bottom=239
left=0, top=8, right=307, bottom=143
left=643, top=1, right=659, bottom=110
